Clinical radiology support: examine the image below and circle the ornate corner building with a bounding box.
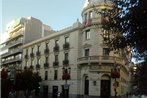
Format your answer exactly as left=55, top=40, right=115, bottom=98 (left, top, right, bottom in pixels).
left=0, top=0, right=131, bottom=98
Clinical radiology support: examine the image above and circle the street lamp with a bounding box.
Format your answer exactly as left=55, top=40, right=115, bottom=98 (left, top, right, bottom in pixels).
left=62, top=66, right=71, bottom=98
left=111, top=61, right=120, bottom=98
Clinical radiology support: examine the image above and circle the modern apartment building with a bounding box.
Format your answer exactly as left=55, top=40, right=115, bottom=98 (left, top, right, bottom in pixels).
left=22, top=0, right=131, bottom=98
left=0, top=17, right=55, bottom=79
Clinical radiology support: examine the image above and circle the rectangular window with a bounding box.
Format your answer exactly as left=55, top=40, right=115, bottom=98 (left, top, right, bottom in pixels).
left=54, top=70, right=58, bottom=80
left=65, top=53, right=68, bottom=60
left=103, top=48, right=109, bottom=56
left=32, top=60, right=34, bottom=65
left=84, top=13, right=87, bottom=22
left=37, top=45, right=40, bottom=51
left=46, top=43, right=49, bottom=49
left=38, top=58, right=40, bottom=64
left=65, top=37, right=69, bottom=43
left=55, top=40, right=59, bottom=45
left=85, top=49, right=90, bottom=57
left=85, top=30, right=90, bottom=40
left=45, top=71, right=48, bottom=80
left=26, top=61, right=28, bottom=66
left=26, top=49, right=28, bottom=54
left=31, top=47, right=34, bottom=53
left=55, top=55, right=58, bottom=62
left=45, top=56, right=49, bottom=63
left=89, top=11, right=93, bottom=19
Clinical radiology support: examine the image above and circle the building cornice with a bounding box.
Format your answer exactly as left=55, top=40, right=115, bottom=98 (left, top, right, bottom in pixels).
left=23, top=22, right=82, bottom=48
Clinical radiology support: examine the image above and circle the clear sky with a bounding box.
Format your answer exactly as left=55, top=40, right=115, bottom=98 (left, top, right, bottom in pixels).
left=0, top=0, right=85, bottom=42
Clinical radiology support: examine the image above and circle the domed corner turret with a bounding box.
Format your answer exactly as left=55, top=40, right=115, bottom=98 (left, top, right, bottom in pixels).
left=81, top=0, right=116, bottom=29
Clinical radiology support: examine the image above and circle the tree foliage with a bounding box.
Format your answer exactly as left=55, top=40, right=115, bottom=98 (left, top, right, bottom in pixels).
left=102, top=0, right=147, bottom=60
left=1, top=69, right=11, bottom=98
left=134, top=59, right=147, bottom=95
left=14, top=69, right=42, bottom=91
left=102, top=0, right=147, bottom=95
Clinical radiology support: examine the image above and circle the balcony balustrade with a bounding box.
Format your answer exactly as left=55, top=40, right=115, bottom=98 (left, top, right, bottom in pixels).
left=44, top=63, right=49, bottom=68
left=53, top=61, right=59, bottom=67
left=24, top=54, right=28, bottom=59
left=63, top=60, right=69, bottom=65
left=30, top=53, right=34, bottom=58
left=36, top=64, right=40, bottom=69
left=1, top=57, right=22, bottom=65
left=53, top=45, right=59, bottom=52
left=77, top=56, right=124, bottom=65
left=63, top=43, right=70, bottom=50
left=44, top=48, right=49, bottom=55
left=36, top=51, right=41, bottom=57
left=9, top=39, right=23, bottom=48
left=29, top=65, right=34, bottom=69
left=1, top=49, right=22, bottom=58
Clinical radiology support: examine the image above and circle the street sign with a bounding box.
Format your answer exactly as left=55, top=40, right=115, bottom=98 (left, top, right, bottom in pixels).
left=64, top=84, right=69, bottom=89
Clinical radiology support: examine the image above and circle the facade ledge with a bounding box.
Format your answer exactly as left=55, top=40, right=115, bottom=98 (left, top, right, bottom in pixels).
left=1, top=49, right=23, bottom=58
left=2, top=57, right=22, bottom=65
left=77, top=56, right=125, bottom=65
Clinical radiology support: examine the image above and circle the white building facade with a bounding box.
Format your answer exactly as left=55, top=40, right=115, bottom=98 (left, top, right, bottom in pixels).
left=22, top=0, right=130, bottom=98
left=0, top=17, right=54, bottom=80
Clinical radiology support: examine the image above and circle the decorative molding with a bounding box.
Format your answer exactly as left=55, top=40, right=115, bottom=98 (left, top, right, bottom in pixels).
left=83, top=43, right=92, bottom=48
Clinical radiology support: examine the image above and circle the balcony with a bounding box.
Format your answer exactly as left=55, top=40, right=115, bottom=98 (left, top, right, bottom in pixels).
left=77, top=56, right=125, bottom=65
left=63, top=60, right=69, bottom=65
left=29, top=65, right=34, bottom=69
left=1, top=57, right=22, bottom=65
left=44, top=63, right=49, bottom=68
left=53, top=45, right=59, bottom=52
left=30, top=53, right=34, bottom=58
left=44, top=48, right=49, bottom=55
left=63, top=43, right=70, bottom=50
left=24, top=54, right=28, bottom=59
left=1, top=49, right=22, bottom=58
left=36, top=51, right=41, bottom=57
left=53, top=61, right=59, bottom=67
left=36, top=64, right=40, bottom=69
left=9, top=39, right=23, bottom=48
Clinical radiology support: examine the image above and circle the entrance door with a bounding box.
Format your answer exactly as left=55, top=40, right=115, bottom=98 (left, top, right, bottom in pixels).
left=62, top=85, right=69, bottom=98
left=101, top=80, right=111, bottom=98
left=43, top=85, right=48, bottom=98
left=84, top=76, right=89, bottom=95
left=52, top=86, right=58, bottom=98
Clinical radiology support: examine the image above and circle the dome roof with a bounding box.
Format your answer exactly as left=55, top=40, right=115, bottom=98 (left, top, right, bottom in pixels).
left=83, top=0, right=112, bottom=9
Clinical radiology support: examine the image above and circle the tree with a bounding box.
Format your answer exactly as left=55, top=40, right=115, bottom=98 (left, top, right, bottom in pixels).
left=137, top=58, right=147, bottom=95
left=14, top=69, right=42, bottom=97
left=1, top=69, right=11, bottom=98
left=101, top=0, right=147, bottom=94
left=102, top=0, right=147, bottom=60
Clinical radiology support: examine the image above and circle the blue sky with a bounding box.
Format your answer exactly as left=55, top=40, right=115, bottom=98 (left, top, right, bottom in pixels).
left=0, top=0, right=85, bottom=42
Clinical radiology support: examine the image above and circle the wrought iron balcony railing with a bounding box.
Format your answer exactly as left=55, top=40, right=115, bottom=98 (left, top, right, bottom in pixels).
left=63, top=43, right=70, bottom=50
left=63, top=60, right=69, bottom=65
left=44, top=63, right=49, bottom=68
left=53, top=45, right=59, bottom=52
left=44, top=48, right=49, bottom=55
left=53, top=61, right=59, bottom=67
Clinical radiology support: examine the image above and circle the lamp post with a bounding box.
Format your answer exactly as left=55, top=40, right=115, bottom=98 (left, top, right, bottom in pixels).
left=62, top=66, right=71, bottom=98
left=111, top=61, right=120, bottom=98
